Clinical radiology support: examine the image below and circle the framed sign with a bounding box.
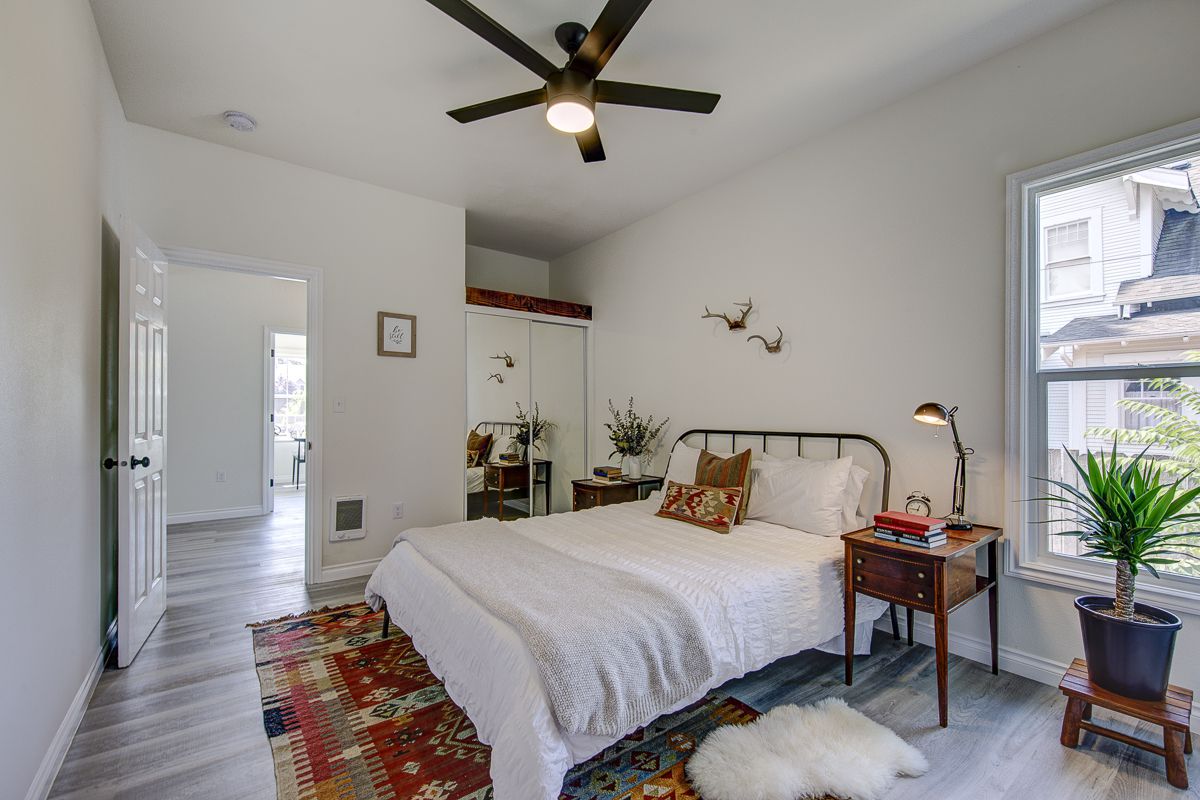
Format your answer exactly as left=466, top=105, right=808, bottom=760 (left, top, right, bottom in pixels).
left=377, top=311, right=416, bottom=358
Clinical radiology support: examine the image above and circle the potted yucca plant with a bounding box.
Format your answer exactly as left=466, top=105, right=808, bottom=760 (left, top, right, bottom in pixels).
left=1035, top=444, right=1200, bottom=699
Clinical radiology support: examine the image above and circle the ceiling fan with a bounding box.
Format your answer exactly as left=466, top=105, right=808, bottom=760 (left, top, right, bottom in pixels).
left=424, top=0, right=721, bottom=163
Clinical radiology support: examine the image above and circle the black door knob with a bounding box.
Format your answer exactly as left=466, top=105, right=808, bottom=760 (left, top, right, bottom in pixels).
left=130, top=456, right=150, bottom=468
left=102, top=457, right=127, bottom=470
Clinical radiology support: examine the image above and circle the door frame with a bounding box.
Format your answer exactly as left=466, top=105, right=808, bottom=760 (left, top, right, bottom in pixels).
left=264, top=326, right=307, bottom=513
left=163, top=246, right=324, bottom=585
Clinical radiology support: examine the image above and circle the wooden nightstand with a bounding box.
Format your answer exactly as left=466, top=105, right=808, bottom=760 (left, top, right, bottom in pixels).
left=842, top=523, right=1002, bottom=727
left=484, top=460, right=551, bottom=520
left=572, top=476, right=663, bottom=511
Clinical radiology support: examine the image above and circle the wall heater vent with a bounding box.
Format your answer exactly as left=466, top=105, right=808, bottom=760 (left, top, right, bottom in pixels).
left=330, top=495, right=366, bottom=541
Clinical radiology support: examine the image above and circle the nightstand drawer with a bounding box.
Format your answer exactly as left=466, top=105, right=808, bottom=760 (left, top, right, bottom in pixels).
left=851, top=564, right=935, bottom=610
left=852, top=551, right=933, bottom=587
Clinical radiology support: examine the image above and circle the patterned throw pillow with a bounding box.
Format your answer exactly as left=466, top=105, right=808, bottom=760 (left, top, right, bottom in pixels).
left=655, top=481, right=744, bottom=534
left=466, top=431, right=493, bottom=468
left=694, top=448, right=753, bottom=524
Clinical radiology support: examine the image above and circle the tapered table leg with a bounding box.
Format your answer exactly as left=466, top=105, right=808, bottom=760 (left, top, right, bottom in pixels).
left=935, top=611, right=949, bottom=728
left=906, top=607, right=914, bottom=647
left=844, top=550, right=856, bottom=686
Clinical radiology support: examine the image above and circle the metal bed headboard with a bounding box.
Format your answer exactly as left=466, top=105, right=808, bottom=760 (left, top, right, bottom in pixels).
left=671, top=429, right=892, bottom=515
left=473, top=421, right=519, bottom=437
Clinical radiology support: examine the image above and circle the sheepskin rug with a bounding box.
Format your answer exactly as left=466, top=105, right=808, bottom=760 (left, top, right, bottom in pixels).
left=685, top=698, right=928, bottom=800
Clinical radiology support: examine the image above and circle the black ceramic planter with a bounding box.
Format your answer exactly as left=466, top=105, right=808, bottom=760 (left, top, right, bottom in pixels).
left=1075, top=595, right=1182, bottom=700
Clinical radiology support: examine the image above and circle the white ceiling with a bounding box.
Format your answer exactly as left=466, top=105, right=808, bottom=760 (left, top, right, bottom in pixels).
left=91, top=0, right=1108, bottom=260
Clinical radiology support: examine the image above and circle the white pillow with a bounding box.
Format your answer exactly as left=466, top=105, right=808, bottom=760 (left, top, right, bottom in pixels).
left=749, top=456, right=855, bottom=535
left=762, top=453, right=868, bottom=532
left=663, top=442, right=735, bottom=486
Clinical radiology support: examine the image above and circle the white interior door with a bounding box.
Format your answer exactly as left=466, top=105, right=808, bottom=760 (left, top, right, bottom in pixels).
left=116, top=223, right=168, bottom=667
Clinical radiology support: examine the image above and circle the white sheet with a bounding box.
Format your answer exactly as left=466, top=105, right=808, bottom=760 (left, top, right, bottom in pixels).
left=365, top=498, right=887, bottom=800
left=466, top=465, right=486, bottom=494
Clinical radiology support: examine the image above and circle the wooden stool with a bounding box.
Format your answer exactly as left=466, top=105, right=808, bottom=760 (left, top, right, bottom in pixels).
left=1059, top=658, right=1193, bottom=789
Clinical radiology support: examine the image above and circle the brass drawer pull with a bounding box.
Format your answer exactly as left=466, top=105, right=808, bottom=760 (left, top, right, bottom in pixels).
left=855, top=557, right=864, bottom=565
left=917, top=572, right=926, bottom=580
left=917, top=591, right=925, bottom=600
left=856, top=575, right=862, bottom=582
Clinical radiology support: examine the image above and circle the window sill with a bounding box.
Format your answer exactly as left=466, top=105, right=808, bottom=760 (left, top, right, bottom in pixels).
left=1006, top=553, right=1200, bottom=618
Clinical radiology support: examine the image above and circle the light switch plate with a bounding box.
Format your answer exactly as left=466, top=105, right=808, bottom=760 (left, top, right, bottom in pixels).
left=392, top=502, right=405, bottom=520
left=215, top=470, right=226, bottom=483
left=333, top=398, right=346, bottom=413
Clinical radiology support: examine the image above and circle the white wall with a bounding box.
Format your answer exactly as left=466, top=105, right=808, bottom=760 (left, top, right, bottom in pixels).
left=125, top=122, right=465, bottom=571
left=167, top=265, right=306, bottom=519
left=0, top=2, right=126, bottom=798
left=466, top=245, right=550, bottom=296
left=552, top=0, right=1200, bottom=690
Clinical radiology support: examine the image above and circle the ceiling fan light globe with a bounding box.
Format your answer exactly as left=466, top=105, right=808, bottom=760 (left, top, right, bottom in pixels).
left=546, top=97, right=594, bottom=133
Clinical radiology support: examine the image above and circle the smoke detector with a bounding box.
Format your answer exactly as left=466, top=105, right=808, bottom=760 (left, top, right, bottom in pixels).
left=223, top=110, right=256, bottom=132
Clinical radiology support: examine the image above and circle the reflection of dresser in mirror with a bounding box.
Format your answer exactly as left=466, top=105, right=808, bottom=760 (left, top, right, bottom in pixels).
left=465, top=288, right=591, bottom=521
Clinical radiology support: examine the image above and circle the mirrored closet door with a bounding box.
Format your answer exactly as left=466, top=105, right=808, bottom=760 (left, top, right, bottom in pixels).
left=465, top=309, right=588, bottom=520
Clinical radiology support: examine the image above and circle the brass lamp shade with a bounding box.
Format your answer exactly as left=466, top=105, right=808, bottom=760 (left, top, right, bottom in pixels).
left=913, top=402, right=951, bottom=426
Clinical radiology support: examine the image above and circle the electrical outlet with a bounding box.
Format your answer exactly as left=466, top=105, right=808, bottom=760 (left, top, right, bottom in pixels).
left=215, top=470, right=226, bottom=483
left=392, top=502, right=405, bottom=520
left=333, top=398, right=346, bottom=413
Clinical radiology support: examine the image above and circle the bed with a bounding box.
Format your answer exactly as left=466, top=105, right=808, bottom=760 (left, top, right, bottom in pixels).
left=465, top=421, right=517, bottom=520
left=369, top=428, right=893, bottom=799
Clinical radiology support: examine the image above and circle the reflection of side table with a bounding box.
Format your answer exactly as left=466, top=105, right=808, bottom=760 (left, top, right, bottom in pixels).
left=292, top=437, right=306, bottom=489
left=483, top=460, right=551, bottom=520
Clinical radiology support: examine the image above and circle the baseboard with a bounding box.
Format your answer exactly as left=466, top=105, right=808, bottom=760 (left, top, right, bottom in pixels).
left=316, top=557, right=381, bottom=584
left=895, top=617, right=1068, bottom=687
left=166, top=505, right=265, bottom=525
left=24, top=640, right=106, bottom=800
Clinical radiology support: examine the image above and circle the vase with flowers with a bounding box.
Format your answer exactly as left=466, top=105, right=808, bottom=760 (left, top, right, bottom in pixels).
left=510, top=401, right=556, bottom=462
left=604, top=397, right=669, bottom=480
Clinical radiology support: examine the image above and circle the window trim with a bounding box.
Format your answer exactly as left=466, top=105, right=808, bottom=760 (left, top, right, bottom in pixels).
left=1039, top=208, right=1103, bottom=302
left=1006, top=117, right=1200, bottom=616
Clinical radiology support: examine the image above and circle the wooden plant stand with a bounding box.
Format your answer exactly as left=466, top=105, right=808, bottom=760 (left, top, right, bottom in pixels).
left=1059, top=658, right=1193, bottom=789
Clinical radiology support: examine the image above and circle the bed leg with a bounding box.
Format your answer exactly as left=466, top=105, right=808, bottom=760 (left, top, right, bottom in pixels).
left=381, top=605, right=390, bottom=639
left=890, top=604, right=900, bottom=640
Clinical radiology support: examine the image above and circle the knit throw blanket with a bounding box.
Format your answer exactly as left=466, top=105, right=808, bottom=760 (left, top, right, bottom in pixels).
left=396, top=519, right=716, bottom=737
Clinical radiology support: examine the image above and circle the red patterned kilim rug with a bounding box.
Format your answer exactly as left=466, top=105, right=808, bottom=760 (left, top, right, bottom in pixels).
left=250, top=603, right=760, bottom=799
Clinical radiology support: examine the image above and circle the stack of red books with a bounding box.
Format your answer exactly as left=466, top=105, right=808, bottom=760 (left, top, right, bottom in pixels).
left=873, top=511, right=948, bottom=548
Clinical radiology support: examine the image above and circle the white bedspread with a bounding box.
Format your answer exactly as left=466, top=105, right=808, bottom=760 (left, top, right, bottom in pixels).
left=365, top=497, right=887, bottom=800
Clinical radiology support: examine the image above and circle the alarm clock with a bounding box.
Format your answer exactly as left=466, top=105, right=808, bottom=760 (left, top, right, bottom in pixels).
left=905, top=491, right=932, bottom=517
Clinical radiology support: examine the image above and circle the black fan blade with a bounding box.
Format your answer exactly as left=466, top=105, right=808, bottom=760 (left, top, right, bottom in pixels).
left=424, top=0, right=557, bottom=79
left=596, top=81, right=719, bottom=114
left=448, top=88, right=547, bottom=123
left=576, top=125, right=606, bottom=163
left=569, top=0, right=653, bottom=79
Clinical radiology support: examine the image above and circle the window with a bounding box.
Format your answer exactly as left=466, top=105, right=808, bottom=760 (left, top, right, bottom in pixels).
left=1008, top=122, right=1200, bottom=609
left=1040, top=210, right=1102, bottom=301
left=1044, top=220, right=1092, bottom=297
left=1120, top=378, right=1183, bottom=430
left=273, top=348, right=306, bottom=440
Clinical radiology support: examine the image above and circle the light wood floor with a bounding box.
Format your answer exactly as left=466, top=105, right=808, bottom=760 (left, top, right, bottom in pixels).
left=51, top=494, right=1194, bottom=798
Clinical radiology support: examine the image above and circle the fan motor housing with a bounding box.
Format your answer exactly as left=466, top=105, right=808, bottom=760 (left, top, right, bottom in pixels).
left=546, top=69, right=596, bottom=106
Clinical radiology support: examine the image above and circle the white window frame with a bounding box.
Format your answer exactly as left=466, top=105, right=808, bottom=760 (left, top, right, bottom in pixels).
left=1006, top=117, right=1200, bottom=615
left=1039, top=208, right=1103, bottom=302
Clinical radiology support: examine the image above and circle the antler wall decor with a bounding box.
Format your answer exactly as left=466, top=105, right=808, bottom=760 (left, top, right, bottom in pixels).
left=490, top=352, right=515, bottom=368
left=748, top=326, right=784, bottom=354
left=701, top=298, right=753, bottom=331
left=487, top=372, right=504, bottom=384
